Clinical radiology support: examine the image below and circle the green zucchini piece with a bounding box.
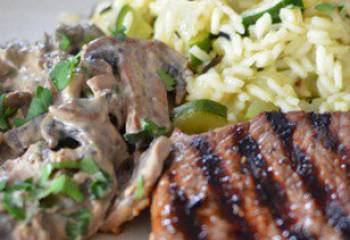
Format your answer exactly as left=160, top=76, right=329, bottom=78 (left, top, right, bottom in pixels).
left=242, top=0, right=304, bottom=32
left=189, top=32, right=212, bottom=68
left=173, top=99, right=227, bottom=134
left=245, top=99, right=278, bottom=119
left=116, top=5, right=132, bottom=33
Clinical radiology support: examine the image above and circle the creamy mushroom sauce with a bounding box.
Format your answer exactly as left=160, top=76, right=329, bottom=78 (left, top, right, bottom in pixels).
left=0, top=23, right=190, bottom=239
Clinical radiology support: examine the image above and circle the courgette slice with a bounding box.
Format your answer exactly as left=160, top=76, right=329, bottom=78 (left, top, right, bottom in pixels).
left=189, top=32, right=212, bottom=68
left=113, top=4, right=152, bottom=39
left=173, top=99, right=227, bottom=134
left=242, top=0, right=304, bottom=32
left=245, top=99, right=278, bottom=119
left=115, top=5, right=133, bottom=33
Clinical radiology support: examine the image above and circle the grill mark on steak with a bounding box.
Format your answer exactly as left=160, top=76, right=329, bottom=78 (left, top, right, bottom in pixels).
left=265, top=112, right=295, bottom=151
left=324, top=114, right=350, bottom=181
left=310, top=113, right=350, bottom=206
left=191, top=136, right=255, bottom=240
left=237, top=134, right=311, bottom=239
left=309, top=113, right=337, bottom=151
left=292, top=146, right=350, bottom=238
left=168, top=178, right=207, bottom=240
left=266, top=112, right=350, bottom=238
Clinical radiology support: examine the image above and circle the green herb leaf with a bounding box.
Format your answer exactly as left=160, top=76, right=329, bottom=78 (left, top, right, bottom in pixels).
left=40, top=175, right=84, bottom=203
left=80, top=156, right=112, bottom=199
left=59, top=34, right=71, bottom=51
left=50, top=54, right=80, bottom=91
left=50, top=60, right=74, bottom=91
left=157, top=69, right=176, bottom=91
left=124, top=131, right=150, bottom=144
left=135, top=175, right=144, bottom=200
left=26, top=86, right=53, bottom=120
left=124, top=119, right=168, bottom=144
left=0, top=178, right=7, bottom=191
left=0, top=95, right=17, bottom=131
left=65, top=208, right=91, bottom=240
left=3, top=192, right=26, bottom=220
left=142, top=119, right=168, bottom=137
left=90, top=171, right=112, bottom=199
left=27, top=98, right=46, bottom=120
left=13, top=118, right=27, bottom=127
left=0, top=117, right=9, bottom=131
left=7, top=178, right=34, bottom=192
left=40, top=161, right=81, bottom=184
left=0, top=95, right=4, bottom=114
left=36, top=86, right=53, bottom=109
left=80, top=157, right=100, bottom=174
left=315, top=3, right=343, bottom=13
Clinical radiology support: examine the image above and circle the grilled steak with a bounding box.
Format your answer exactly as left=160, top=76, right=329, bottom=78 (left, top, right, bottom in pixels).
left=151, top=111, right=350, bottom=240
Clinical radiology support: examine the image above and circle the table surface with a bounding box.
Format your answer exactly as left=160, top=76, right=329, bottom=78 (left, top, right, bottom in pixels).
left=0, top=0, right=150, bottom=239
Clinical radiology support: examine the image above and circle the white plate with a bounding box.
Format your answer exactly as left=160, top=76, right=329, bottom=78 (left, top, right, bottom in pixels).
left=0, top=0, right=150, bottom=239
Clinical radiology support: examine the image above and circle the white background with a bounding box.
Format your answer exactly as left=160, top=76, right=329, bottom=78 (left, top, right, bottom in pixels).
left=0, top=0, right=150, bottom=239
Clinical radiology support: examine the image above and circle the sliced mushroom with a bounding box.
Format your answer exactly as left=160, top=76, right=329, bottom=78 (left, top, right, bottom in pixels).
left=0, top=41, right=63, bottom=94
left=0, top=98, right=128, bottom=240
left=101, top=136, right=172, bottom=233
left=55, top=24, right=104, bottom=54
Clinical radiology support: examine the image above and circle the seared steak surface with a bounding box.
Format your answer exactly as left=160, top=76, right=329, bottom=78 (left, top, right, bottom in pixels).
left=151, top=112, right=350, bottom=240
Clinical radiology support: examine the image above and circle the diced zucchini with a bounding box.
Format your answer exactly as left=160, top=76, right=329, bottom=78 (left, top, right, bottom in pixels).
left=245, top=99, right=278, bottom=119
left=114, top=4, right=152, bottom=39
left=189, top=32, right=212, bottom=68
left=173, top=99, right=227, bottom=134
left=115, top=5, right=133, bottom=33
left=242, top=0, right=304, bottom=32
left=126, top=11, right=153, bottom=39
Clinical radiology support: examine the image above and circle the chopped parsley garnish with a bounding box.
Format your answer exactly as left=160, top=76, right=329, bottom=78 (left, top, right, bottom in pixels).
left=13, top=118, right=27, bottom=127
left=50, top=53, right=80, bottom=91
left=40, top=160, right=81, bottom=184
left=58, top=33, right=71, bottom=51
left=0, top=156, right=111, bottom=224
left=157, top=69, right=176, bottom=91
left=135, top=175, right=144, bottom=200
left=27, top=86, right=53, bottom=120
left=124, top=119, right=168, bottom=145
left=80, top=157, right=112, bottom=199
left=80, top=156, right=100, bottom=174
left=40, top=174, right=84, bottom=203
left=1, top=178, right=35, bottom=221
left=0, top=95, right=16, bottom=131
left=14, top=86, right=53, bottom=127
left=90, top=171, right=112, bottom=199
left=40, top=157, right=112, bottom=200
left=3, top=192, right=26, bottom=220
left=315, top=3, right=343, bottom=13
left=65, top=208, right=91, bottom=240
left=0, top=178, right=7, bottom=191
